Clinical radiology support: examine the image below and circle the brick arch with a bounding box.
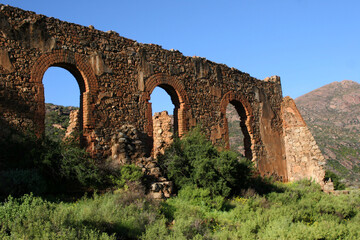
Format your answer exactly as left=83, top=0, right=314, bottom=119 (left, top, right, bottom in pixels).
left=30, top=50, right=98, bottom=144
left=220, top=91, right=254, bottom=160
left=141, top=73, right=189, bottom=153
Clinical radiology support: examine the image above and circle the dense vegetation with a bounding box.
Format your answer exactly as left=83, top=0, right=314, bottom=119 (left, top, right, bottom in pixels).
left=1, top=180, right=360, bottom=239
left=158, top=127, right=275, bottom=198
left=325, top=170, right=346, bottom=190
left=0, top=130, right=143, bottom=197
left=1, top=127, right=359, bottom=239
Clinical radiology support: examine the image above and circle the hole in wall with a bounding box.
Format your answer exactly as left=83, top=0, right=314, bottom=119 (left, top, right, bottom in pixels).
left=150, top=87, right=174, bottom=116
left=149, top=86, right=176, bottom=157
left=226, top=101, right=252, bottom=159
left=42, top=66, right=81, bottom=142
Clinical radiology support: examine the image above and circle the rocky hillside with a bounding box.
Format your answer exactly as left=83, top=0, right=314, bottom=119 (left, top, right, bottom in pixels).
left=226, top=104, right=245, bottom=156
left=295, top=80, right=360, bottom=187
left=45, top=103, right=79, bottom=142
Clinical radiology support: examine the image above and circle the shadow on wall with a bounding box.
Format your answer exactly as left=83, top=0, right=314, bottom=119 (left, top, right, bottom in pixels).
left=227, top=100, right=252, bottom=160
left=0, top=117, right=40, bottom=170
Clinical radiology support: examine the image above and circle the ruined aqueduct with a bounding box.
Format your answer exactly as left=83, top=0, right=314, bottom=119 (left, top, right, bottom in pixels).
left=0, top=5, right=325, bottom=183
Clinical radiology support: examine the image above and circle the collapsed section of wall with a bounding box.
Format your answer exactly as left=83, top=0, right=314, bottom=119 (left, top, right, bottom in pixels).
left=64, top=109, right=80, bottom=140
left=282, top=96, right=326, bottom=184
left=152, top=111, right=173, bottom=158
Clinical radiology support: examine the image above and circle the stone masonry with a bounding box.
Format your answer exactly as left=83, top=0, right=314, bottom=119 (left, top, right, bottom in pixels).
left=282, top=97, right=326, bottom=184
left=64, top=109, right=80, bottom=140
left=152, top=111, right=173, bottom=158
left=0, top=5, right=326, bottom=183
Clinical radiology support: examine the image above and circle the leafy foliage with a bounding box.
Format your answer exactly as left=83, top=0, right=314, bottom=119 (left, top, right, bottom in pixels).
left=158, top=127, right=272, bottom=198
left=0, top=189, right=160, bottom=239
left=325, top=170, right=346, bottom=190
left=1, top=126, right=360, bottom=239
left=147, top=180, right=360, bottom=239
left=158, top=127, right=275, bottom=197
left=3, top=181, right=355, bottom=239
left=108, top=164, right=143, bottom=189
left=0, top=129, right=145, bottom=197
left=0, top=135, right=101, bottom=196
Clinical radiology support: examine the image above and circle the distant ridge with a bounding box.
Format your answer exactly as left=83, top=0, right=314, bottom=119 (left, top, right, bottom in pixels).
left=295, top=80, right=360, bottom=187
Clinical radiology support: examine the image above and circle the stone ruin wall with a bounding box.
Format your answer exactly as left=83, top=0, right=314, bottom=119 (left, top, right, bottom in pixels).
left=0, top=5, right=325, bottom=184
left=282, top=97, right=326, bottom=184
left=152, top=111, right=173, bottom=158
left=64, top=109, right=80, bottom=140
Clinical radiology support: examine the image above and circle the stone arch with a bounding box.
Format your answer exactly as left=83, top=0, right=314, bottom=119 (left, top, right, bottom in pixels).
left=30, top=50, right=98, bottom=145
left=141, top=73, right=189, bottom=154
left=220, top=91, right=254, bottom=160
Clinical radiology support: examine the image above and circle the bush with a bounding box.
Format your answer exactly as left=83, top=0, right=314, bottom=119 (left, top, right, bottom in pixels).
left=141, top=217, right=169, bottom=240
left=324, top=170, right=346, bottom=190
left=0, top=190, right=162, bottom=239
left=0, top=131, right=104, bottom=196
left=108, top=164, right=144, bottom=189
left=158, top=127, right=258, bottom=197
left=175, top=185, right=225, bottom=210
left=30, top=137, right=103, bottom=192
left=0, top=169, right=47, bottom=196
left=0, top=128, right=147, bottom=196
left=1, top=178, right=359, bottom=239
left=0, top=131, right=41, bottom=170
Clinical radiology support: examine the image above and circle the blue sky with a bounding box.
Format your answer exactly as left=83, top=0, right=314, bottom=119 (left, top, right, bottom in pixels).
left=2, top=0, right=360, bottom=112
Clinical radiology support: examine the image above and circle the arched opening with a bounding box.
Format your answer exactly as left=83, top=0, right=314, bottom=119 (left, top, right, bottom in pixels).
left=226, top=100, right=252, bottom=159
left=142, top=73, right=188, bottom=157
left=43, top=67, right=80, bottom=107
left=226, top=103, right=244, bottom=155
left=220, top=91, right=253, bottom=160
left=149, top=85, right=179, bottom=157
left=42, top=65, right=84, bottom=143
left=31, top=50, right=98, bottom=151
left=150, top=87, right=174, bottom=116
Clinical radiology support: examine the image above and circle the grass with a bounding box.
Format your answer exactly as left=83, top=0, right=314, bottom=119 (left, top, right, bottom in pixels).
left=2, top=127, right=359, bottom=239
left=0, top=184, right=161, bottom=239
left=1, top=180, right=360, bottom=239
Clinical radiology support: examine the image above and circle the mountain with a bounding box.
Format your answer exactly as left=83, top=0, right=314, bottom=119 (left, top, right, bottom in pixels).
left=295, top=80, right=360, bottom=187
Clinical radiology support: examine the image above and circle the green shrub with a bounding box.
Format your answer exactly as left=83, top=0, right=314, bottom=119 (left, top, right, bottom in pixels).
left=33, top=137, right=103, bottom=192
left=0, top=129, right=147, bottom=196
left=0, top=169, right=47, bottom=196
left=0, top=189, right=163, bottom=239
left=0, top=131, right=104, bottom=196
left=324, top=170, right=346, bottom=190
left=176, top=185, right=225, bottom=210
left=141, top=217, right=169, bottom=240
left=108, top=164, right=144, bottom=188
left=0, top=194, right=116, bottom=239
left=159, top=127, right=260, bottom=197
left=0, top=131, right=41, bottom=170
left=1, top=180, right=360, bottom=239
